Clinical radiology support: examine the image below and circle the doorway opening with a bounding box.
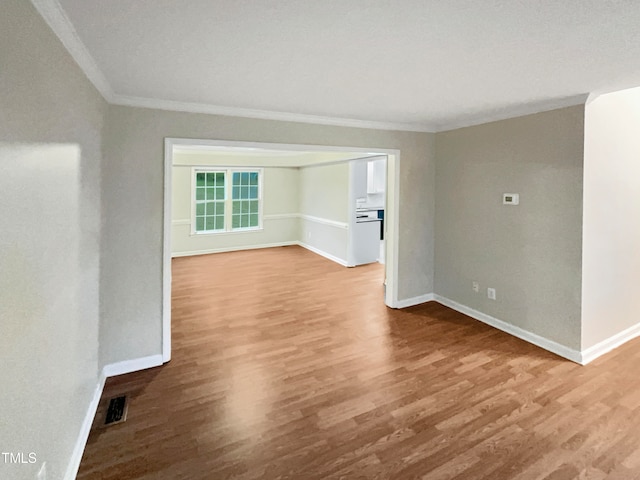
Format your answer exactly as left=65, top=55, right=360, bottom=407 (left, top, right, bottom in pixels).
left=162, top=138, right=401, bottom=362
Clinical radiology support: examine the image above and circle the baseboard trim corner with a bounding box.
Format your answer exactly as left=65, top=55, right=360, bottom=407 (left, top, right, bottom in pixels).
left=297, top=242, right=349, bottom=267
left=392, top=293, right=435, bottom=309
left=66, top=354, right=165, bottom=478
left=433, top=295, right=582, bottom=364
left=580, top=322, right=640, bottom=365
left=64, top=371, right=106, bottom=480
left=102, top=354, right=164, bottom=377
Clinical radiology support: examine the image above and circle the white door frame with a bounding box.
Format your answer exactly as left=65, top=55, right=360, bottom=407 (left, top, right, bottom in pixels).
left=162, top=137, right=401, bottom=363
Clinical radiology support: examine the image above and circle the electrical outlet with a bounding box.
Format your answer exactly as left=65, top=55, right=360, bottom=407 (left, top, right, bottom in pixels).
left=37, top=462, right=46, bottom=480
left=472, top=281, right=479, bottom=292
left=487, top=288, right=496, bottom=300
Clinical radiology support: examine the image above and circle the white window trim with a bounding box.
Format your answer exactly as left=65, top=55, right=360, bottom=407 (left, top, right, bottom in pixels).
left=190, top=167, right=264, bottom=235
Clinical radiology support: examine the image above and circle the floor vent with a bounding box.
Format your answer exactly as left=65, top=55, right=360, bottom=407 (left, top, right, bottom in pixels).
left=104, top=395, right=129, bottom=425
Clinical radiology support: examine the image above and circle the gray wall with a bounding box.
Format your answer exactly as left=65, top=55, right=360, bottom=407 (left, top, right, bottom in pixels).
left=0, top=1, right=106, bottom=479
left=434, top=106, right=585, bottom=350
left=101, top=106, right=436, bottom=365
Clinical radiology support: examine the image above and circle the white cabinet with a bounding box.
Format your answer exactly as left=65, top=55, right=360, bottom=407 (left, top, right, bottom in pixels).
left=353, top=160, right=368, bottom=200
left=367, top=158, right=386, bottom=194
left=352, top=220, right=381, bottom=265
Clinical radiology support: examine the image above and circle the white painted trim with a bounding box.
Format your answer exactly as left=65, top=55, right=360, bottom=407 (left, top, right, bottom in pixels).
left=297, top=242, right=349, bottom=267
left=580, top=322, right=640, bottom=365
left=163, top=140, right=173, bottom=362
left=30, top=0, right=114, bottom=101
left=263, top=213, right=299, bottom=220
left=172, top=241, right=298, bottom=258
left=190, top=166, right=265, bottom=234
left=174, top=213, right=298, bottom=226
left=167, top=138, right=398, bottom=156
left=102, top=354, right=164, bottom=378
left=63, top=372, right=106, bottom=480
left=112, top=94, right=436, bottom=133
left=30, top=2, right=586, bottom=134
left=164, top=138, right=401, bottom=370
left=299, top=214, right=349, bottom=230
left=392, top=293, right=435, bottom=309
left=433, top=295, right=582, bottom=363
left=390, top=293, right=640, bottom=365
left=387, top=154, right=400, bottom=308
left=435, top=95, right=588, bottom=132
left=65, top=355, right=165, bottom=479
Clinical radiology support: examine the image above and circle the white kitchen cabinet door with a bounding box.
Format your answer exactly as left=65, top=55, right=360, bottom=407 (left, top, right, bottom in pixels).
left=367, top=158, right=386, bottom=194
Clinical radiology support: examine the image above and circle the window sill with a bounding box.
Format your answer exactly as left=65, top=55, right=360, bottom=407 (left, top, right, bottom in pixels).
left=191, top=227, right=264, bottom=237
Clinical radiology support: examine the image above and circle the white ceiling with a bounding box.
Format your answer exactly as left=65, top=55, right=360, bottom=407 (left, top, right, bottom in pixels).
left=35, top=0, right=640, bottom=132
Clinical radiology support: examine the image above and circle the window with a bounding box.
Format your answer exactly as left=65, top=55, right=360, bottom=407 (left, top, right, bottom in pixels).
left=193, top=169, right=262, bottom=233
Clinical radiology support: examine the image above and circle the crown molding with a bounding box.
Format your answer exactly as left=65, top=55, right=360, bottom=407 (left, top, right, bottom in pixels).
left=30, top=0, right=114, bottom=101
left=434, top=94, right=589, bottom=132
left=29, top=0, right=589, bottom=135
left=109, top=94, right=437, bottom=133
left=29, top=0, right=437, bottom=133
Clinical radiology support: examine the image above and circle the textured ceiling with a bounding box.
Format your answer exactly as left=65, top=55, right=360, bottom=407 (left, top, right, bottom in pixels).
left=39, top=0, right=640, bottom=131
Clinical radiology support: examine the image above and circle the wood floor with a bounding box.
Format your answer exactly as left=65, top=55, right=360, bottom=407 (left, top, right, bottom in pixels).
left=78, top=246, right=640, bottom=480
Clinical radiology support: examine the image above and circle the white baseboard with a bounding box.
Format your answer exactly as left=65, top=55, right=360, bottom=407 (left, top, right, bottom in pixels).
left=580, top=322, right=640, bottom=365
left=102, top=354, right=164, bottom=377
left=297, top=241, right=349, bottom=267
left=172, top=241, right=297, bottom=258
left=433, top=295, right=583, bottom=364
left=65, top=355, right=165, bottom=479
left=64, top=371, right=106, bottom=480
left=392, top=293, right=435, bottom=309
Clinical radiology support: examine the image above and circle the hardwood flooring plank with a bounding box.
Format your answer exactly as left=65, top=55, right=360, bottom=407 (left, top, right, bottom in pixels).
left=77, top=246, right=640, bottom=479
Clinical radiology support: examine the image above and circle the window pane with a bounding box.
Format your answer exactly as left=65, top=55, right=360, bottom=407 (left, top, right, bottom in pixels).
left=206, top=172, right=216, bottom=186
left=232, top=186, right=240, bottom=199
left=241, top=186, right=249, bottom=199
left=205, top=202, right=216, bottom=215
left=216, top=172, right=225, bottom=185
left=241, top=201, right=250, bottom=214
left=215, top=216, right=224, bottom=230
left=232, top=172, right=240, bottom=185
left=232, top=214, right=240, bottom=228
left=241, top=172, right=249, bottom=184
left=196, top=187, right=205, bottom=201
left=205, top=217, right=216, bottom=230
left=196, top=203, right=205, bottom=215
left=232, top=201, right=240, bottom=214
left=215, top=186, right=224, bottom=200
left=217, top=203, right=224, bottom=216
left=249, top=186, right=258, bottom=199
left=250, top=172, right=258, bottom=185
left=196, top=173, right=205, bottom=186
left=206, top=187, right=215, bottom=200
left=249, top=200, right=258, bottom=213
left=249, top=214, right=258, bottom=227
left=196, top=217, right=205, bottom=231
